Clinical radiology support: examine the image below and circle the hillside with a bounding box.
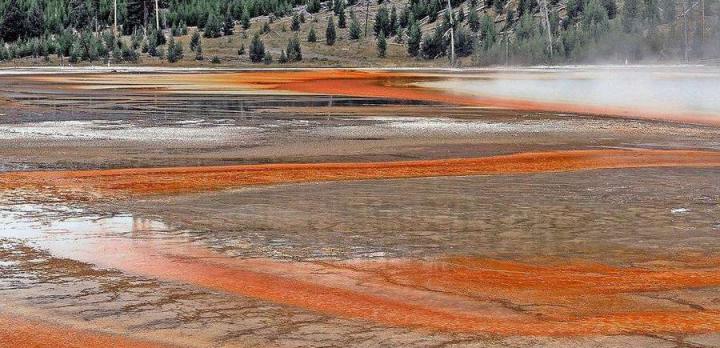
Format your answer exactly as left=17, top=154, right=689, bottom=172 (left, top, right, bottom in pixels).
left=0, top=0, right=719, bottom=67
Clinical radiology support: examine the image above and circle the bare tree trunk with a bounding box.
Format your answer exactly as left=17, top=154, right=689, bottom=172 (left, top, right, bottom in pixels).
left=114, top=0, right=118, bottom=36
left=155, top=0, right=160, bottom=31
left=446, top=0, right=454, bottom=67
left=364, top=0, right=369, bottom=37
left=538, top=0, right=552, bottom=58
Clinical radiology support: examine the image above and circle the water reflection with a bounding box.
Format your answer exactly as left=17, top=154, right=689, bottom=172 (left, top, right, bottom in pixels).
left=0, top=200, right=170, bottom=267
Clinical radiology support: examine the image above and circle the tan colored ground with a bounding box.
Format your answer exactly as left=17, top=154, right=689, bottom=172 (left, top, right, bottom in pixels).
left=0, top=314, right=171, bottom=348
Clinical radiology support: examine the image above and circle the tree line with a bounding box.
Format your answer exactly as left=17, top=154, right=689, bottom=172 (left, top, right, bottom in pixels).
left=1, top=0, right=719, bottom=65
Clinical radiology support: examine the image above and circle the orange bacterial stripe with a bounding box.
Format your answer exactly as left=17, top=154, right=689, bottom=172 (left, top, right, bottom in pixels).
left=2, top=149, right=720, bottom=196
left=274, top=73, right=720, bottom=126
left=20, top=70, right=720, bottom=126
left=68, top=238, right=720, bottom=336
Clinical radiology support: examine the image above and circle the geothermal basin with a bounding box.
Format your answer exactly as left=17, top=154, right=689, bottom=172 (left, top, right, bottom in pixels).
left=1, top=66, right=720, bottom=347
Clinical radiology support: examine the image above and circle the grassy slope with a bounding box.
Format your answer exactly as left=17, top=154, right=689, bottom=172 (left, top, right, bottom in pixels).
left=1, top=0, right=492, bottom=68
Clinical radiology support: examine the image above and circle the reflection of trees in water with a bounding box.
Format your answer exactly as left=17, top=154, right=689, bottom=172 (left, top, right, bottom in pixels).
left=131, top=216, right=154, bottom=233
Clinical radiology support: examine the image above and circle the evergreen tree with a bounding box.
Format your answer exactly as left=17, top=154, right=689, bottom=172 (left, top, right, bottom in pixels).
left=583, top=0, right=609, bottom=39
left=622, top=0, right=640, bottom=32
left=249, top=32, right=264, bottom=62
left=602, top=0, right=617, bottom=19
left=307, top=26, right=317, bottom=42
left=195, top=43, right=204, bottom=60
left=279, top=49, right=287, bottom=63
left=374, top=7, right=389, bottom=37
left=263, top=51, right=272, bottom=64
left=307, top=0, right=321, bottom=13
left=126, top=0, right=151, bottom=33
left=0, top=0, right=24, bottom=42
left=204, top=13, right=222, bottom=38
left=166, top=36, right=184, bottom=63
left=338, top=9, right=347, bottom=28
left=291, top=14, right=301, bottom=31
left=390, top=6, right=398, bottom=36
left=376, top=31, right=387, bottom=57
left=349, top=11, right=361, bottom=40
left=421, top=25, right=447, bottom=59
left=224, top=10, right=235, bottom=35
left=395, top=27, right=404, bottom=43
left=454, top=28, right=473, bottom=56
left=0, top=41, right=8, bottom=61
left=407, top=21, right=421, bottom=57
left=480, top=14, right=496, bottom=48
left=468, top=7, right=480, bottom=32
left=69, top=41, right=82, bottom=63
left=70, top=0, right=92, bottom=30
left=238, top=43, right=245, bottom=55
left=190, top=31, right=201, bottom=52
left=122, top=45, right=140, bottom=62
left=334, top=0, right=345, bottom=16
left=326, top=16, right=336, bottom=45
left=286, top=34, right=302, bottom=61
left=241, top=12, right=251, bottom=30
left=26, top=3, right=44, bottom=38
left=147, top=31, right=159, bottom=56
left=399, top=6, right=410, bottom=28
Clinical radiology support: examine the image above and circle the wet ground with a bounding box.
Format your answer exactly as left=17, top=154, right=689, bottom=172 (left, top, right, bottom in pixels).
left=1, top=67, right=720, bottom=347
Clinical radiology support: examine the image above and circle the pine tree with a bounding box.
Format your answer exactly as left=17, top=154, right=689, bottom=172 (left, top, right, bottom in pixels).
left=126, top=0, right=150, bottom=33
left=147, top=31, right=159, bottom=56
left=249, top=32, right=265, bottom=62
left=26, top=3, right=45, bottom=38
left=241, top=13, right=251, bottom=30
left=399, top=6, right=410, bottom=28
left=204, top=13, right=222, bottom=38
left=376, top=31, right=387, bottom=57
left=407, top=21, right=421, bottom=57
left=195, top=44, right=204, bottom=60
left=338, top=9, right=347, bottom=28
left=334, top=0, right=345, bottom=16
left=224, top=10, right=235, bottom=35
left=307, top=26, right=317, bottom=42
left=286, top=35, right=302, bottom=61
left=307, top=0, right=321, bottom=13
left=622, top=0, right=640, bottom=33
left=468, top=7, right=480, bottom=32
left=326, top=17, right=336, bottom=45
left=190, top=31, right=201, bottom=51
left=291, top=14, right=301, bottom=31
left=166, top=36, right=184, bottom=63
left=390, top=6, right=398, bottom=36
left=71, top=0, right=92, bottom=29
left=374, top=7, right=389, bottom=37
left=349, top=11, right=361, bottom=40
left=0, top=0, right=25, bottom=42
left=238, top=43, right=245, bottom=55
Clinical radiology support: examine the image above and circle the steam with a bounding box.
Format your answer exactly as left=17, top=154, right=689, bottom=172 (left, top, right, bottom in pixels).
left=421, top=66, right=720, bottom=117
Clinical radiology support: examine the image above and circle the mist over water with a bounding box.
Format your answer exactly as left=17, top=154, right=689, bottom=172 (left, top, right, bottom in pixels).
left=424, top=67, right=720, bottom=115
